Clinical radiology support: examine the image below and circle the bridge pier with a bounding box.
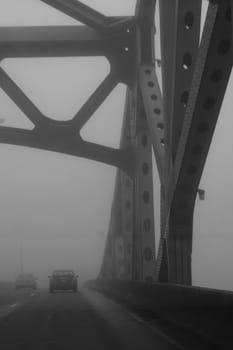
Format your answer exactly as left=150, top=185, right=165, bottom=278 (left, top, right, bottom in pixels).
left=167, top=228, right=192, bottom=285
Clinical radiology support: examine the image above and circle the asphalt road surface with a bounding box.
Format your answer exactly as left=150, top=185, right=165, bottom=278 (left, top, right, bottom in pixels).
left=0, top=288, right=183, bottom=350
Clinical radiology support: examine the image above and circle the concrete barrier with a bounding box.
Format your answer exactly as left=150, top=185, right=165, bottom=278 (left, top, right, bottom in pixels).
left=86, top=280, right=233, bottom=348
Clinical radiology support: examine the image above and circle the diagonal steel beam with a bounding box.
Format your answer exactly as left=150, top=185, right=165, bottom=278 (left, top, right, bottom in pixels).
left=80, top=140, right=135, bottom=177
left=0, top=67, right=49, bottom=126
left=40, top=0, right=110, bottom=30
left=72, top=72, right=118, bottom=130
left=0, top=126, right=135, bottom=175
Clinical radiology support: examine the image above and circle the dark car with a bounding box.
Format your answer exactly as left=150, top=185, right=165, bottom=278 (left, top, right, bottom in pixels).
left=15, top=273, right=37, bottom=290
left=49, top=270, right=78, bottom=293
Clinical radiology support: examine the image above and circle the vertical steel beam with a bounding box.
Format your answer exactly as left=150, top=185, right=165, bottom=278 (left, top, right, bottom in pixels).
left=156, top=0, right=233, bottom=284
left=168, top=0, right=232, bottom=284
left=131, top=88, right=156, bottom=281
left=118, top=91, right=134, bottom=280
left=40, top=0, right=111, bottom=30
left=157, top=0, right=202, bottom=284
left=99, top=90, right=134, bottom=280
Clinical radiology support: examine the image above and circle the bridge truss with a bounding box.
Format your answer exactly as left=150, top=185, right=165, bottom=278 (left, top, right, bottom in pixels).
left=0, top=0, right=231, bottom=285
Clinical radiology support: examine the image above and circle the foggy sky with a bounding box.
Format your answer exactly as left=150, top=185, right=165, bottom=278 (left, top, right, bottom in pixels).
left=0, top=0, right=233, bottom=290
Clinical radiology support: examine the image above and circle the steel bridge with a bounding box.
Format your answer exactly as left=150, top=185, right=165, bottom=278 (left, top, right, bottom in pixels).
left=0, top=0, right=229, bottom=283
left=0, top=0, right=229, bottom=282
left=1, top=1, right=233, bottom=344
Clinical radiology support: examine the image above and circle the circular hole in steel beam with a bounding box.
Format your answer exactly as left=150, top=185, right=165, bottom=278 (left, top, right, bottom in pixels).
left=184, top=12, right=194, bottom=29
left=154, top=108, right=161, bottom=115
left=148, top=81, right=154, bottom=87
left=180, top=91, right=189, bottom=107
left=142, top=162, right=149, bottom=175
left=151, top=94, right=158, bottom=100
left=182, top=53, right=192, bottom=70
left=145, top=69, right=151, bottom=75
left=160, top=138, right=165, bottom=146
left=157, top=122, right=164, bottom=130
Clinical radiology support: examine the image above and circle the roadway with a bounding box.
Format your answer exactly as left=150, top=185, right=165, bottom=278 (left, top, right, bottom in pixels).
left=0, top=287, right=185, bottom=350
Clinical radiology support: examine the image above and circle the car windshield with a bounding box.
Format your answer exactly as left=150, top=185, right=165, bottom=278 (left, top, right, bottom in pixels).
left=17, top=274, right=34, bottom=280
left=53, top=271, right=74, bottom=277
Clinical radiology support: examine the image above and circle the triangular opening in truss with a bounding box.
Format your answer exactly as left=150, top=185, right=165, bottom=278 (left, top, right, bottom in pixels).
left=1, top=57, right=110, bottom=121
left=80, top=83, right=127, bottom=149
left=0, top=0, right=79, bottom=26
left=80, top=0, right=137, bottom=16
left=0, top=88, right=34, bottom=129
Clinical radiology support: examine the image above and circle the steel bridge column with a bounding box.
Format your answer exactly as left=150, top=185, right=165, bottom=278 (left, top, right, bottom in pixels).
left=167, top=222, right=193, bottom=284
left=99, top=91, right=134, bottom=280
left=158, top=0, right=202, bottom=284
left=132, top=92, right=156, bottom=281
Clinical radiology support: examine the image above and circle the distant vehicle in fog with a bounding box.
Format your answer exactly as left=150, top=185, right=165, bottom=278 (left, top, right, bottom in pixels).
left=48, top=270, right=78, bottom=293
left=15, top=273, right=37, bottom=290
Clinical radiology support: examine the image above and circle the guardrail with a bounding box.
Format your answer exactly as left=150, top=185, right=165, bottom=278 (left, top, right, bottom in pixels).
left=86, top=280, right=233, bottom=349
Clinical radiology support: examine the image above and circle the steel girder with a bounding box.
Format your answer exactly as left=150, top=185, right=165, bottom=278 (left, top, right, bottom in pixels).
left=0, top=2, right=136, bottom=176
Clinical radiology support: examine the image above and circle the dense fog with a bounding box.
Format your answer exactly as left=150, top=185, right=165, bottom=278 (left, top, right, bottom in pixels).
left=0, top=0, right=233, bottom=291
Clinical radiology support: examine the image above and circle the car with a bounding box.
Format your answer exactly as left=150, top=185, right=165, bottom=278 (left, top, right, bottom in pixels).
left=48, top=270, right=78, bottom=293
left=15, top=273, right=37, bottom=290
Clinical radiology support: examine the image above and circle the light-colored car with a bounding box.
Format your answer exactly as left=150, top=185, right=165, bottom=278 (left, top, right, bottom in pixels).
left=15, top=273, right=37, bottom=290
left=49, top=270, right=78, bottom=293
